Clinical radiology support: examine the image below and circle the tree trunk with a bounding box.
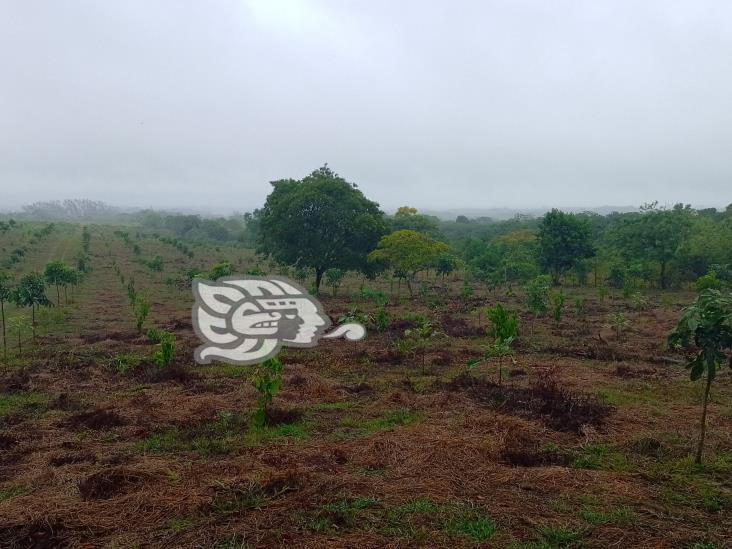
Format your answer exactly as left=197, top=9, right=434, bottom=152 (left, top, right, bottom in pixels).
left=695, top=373, right=713, bottom=464
left=1, top=299, right=6, bottom=362
left=56, top=284, right=60, bottom=306
left=406, top=277, right=413, bottom=298
left=660, top=261, right=667, bottom=290
left=314, top=268, right=323, bottom=293
left=32, top=305, right=36, bottom=342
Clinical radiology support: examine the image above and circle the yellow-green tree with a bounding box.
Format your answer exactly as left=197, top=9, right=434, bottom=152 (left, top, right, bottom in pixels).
left=368, top=230, right=450, bottom=297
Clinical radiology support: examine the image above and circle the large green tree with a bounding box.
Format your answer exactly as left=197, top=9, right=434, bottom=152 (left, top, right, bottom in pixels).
left=610, top=203, right=693, bottom=289
left=537, top=209, right=595, bottom=285
left=256, top=165, right=388, bottom=291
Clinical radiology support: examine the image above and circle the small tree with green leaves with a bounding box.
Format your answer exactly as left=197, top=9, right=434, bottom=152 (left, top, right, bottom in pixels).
left=597, top=286, right=609, bottom=302
left=81, top=225, right=91, bottom=253
left=607, top=312, right=630, bottom=341
left=44, top=260, right=69, bottom=306
left=62, top=267, right=81, bottom=303
left=127, top=279, right=137, bottom=306
left=147, top=255, right=164, bottom=279
left=468, top=335, right=516, bottom=386
left=526, top=275, right=551, bottom=316
left=403, top=319, right=442, bottom=374
left=14, top=273, right=52, bottom=341
left=325, top=268, right=345, bottom=297
left=0, top=274, right=12, bottom=361
left=551, top=291, right=566, bottom=323
left=208, top=261, right=233, bottom=280
left=152, top=331, right=176, bottom=369
left=485, top=304, right=519, bottom=342
left=134, top=295, right=151, bottom=334
left=252, top=357, right=284, bottom=427
left=574, top=297, right=586, bottom=321
left=8, top=316, right=30, bottom=357
left=668, top=289, right=732, bottom=464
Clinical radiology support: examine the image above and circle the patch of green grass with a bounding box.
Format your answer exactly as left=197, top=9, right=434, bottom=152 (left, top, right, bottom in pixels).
left=0, top=486, right=27, bottom=503
left=379, top=499, right=496, bottom=542
left=361, top=409, right=420, bottom=432
left=110, top=353, right=142, bottom=375
left=310, top=401, right=354, bottom=412
left=0, top=392, right=47, bottom=418
left=165, top=517, right=194, bottom=533
left=205, top=364, right=252, bottom=379
left=443, top=514, right=497, bottom=542
left=212, top=481, right=269, bottom=515
left=335, top=409, right=421, bottom=440
left=650, top=454, right=732, bottom=513
left=536, top=525, right=583, bottom=548
left=580, top=506, right=633, bottom=525
left=139, top=411, right=247, bottom=457
left=572, top=444, right=628, bottom=471
left=246, top=421, right=310, bottom=444
left=307, top=497, right=380, bottom=532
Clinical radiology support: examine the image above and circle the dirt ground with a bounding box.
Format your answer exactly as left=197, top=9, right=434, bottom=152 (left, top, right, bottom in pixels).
left=0, top=224, right=730, bottom=548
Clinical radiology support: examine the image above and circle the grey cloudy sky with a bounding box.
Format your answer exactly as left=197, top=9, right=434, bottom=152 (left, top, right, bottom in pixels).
left=1, top=1, right=731, bottom=213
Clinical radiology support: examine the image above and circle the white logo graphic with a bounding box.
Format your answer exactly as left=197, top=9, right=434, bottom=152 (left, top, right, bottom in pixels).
left=192, top=276, right=365, bottom=364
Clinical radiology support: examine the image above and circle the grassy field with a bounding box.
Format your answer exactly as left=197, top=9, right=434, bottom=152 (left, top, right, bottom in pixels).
left=0, top=223, right=730, bottom=548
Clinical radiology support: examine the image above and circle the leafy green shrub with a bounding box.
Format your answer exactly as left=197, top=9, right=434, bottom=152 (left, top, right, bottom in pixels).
left=550, top=291, right=565, bottom=322
left=374, top=306, right=390, bottom=332
left=696, top=271, right=723, bottom=292
left=597, top=285, right=609, bottom=302
left=208, top=261, right=233, bottom=280
left=485, top=304, right=518, bottom=342
left=360, top=287, right=388, bottom=306
left=607, top=312, right=630, bottom=340
left=325, top=268, right=344, bottom=296
left=152, top=331, right=175, bottom=368
left=574, top=297, right=586, bottom=319
left=252, top=357, right=284, bottom=428
left=526, top=275, right=551, bottom=316
left=631, top=292, right=650, bottom=310
left=134, top=295, right=150, bottom=334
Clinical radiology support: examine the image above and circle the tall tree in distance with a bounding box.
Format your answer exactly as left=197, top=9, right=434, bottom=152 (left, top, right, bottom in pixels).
left=537, top=209, right=595, bottom=285
left=255, top=165, right=388, bottom=291
left=611, top=202, right=693, bottom=289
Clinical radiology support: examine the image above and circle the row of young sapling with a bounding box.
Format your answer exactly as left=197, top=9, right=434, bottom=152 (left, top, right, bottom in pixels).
left=0, top=226, right=91, bottom=362
left=110, top=257, right=175, bottom=371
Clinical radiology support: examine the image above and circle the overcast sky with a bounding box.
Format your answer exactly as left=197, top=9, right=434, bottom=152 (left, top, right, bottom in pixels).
left=1, top=1, right=731, bottom=214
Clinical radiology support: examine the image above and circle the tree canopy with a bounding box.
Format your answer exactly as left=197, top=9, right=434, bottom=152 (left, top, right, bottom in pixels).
left=368, top=229, right=450, bottom=296
left=537, top=209, right=595, bottom=284
left=255, top=165, right=388, bottom=290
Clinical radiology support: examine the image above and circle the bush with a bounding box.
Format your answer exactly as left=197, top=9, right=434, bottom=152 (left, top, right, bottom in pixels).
left=252, top=357, right=284, bottom=428
left=485, top=304, right=519, bottom=341
left=152, top=331, right=175, bottom=368
left=526, top=275, right=551, bottom=316
left=695, top=271, right=723, bottom=292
